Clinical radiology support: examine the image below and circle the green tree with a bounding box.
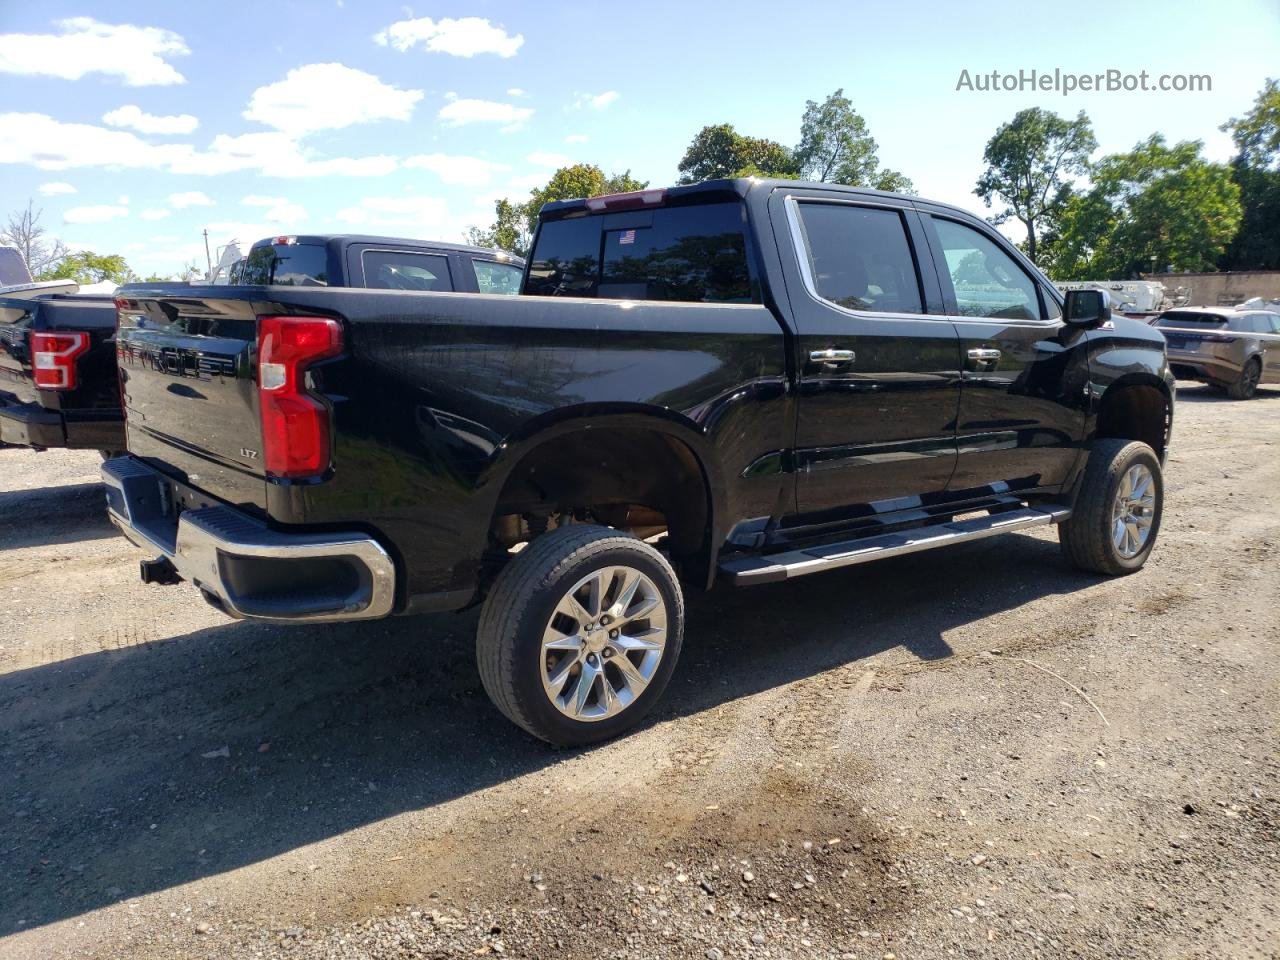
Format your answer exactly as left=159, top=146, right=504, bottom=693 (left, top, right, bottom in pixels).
left=1042, top=136, right=1242, bottom=280
left=37, top=250, right=136, bottom=284
left=1220, top=78, right=1280, bottom=269
left=793, top=89, right=913, bottom=192
left=873, top=169, right=916, bottom=194
left=974, top=108, right=1096, bottom=265
left=469, top=164, right=650, bottom=257
left=467, top=198, right=529, bottom=256
left=676, top=123, right=797, bottom=183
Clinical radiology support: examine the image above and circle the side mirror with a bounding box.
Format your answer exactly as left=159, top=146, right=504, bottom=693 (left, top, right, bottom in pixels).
left=1063, top=288, right=1112, bottom=328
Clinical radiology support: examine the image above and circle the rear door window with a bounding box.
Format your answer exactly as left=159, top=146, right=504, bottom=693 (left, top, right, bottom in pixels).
left=362, top=251, right=453, bottom=291
left=794, top=202, right=924, bottom=314
left=471, top=259, right=523, bottom=295
left=527, top=201, right=758, bottom=303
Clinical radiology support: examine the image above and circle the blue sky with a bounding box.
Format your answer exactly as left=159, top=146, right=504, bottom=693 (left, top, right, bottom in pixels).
left=1, top=0, right=1278, bottom=277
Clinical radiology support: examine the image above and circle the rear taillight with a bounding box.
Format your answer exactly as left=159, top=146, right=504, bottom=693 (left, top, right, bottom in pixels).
left=31, top=331, right=90, bottom=389
left=257, top=315, right=342, bottom=479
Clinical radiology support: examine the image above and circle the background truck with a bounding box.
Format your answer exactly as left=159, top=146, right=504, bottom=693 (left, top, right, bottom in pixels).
left=104, top=179, right=1175, bottom=745
left=0, top=235, right=523, bottom=457
left=0, top=285, right=126, bottom=456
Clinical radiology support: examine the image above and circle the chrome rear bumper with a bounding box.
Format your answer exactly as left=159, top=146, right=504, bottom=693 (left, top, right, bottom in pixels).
left=101, top=456, right=396, bottom=623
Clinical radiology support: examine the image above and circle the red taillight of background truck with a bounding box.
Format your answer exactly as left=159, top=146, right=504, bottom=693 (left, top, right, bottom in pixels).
left=256, top=315, right=343, bottom=479
left=31, top=330, right=90, bottom=389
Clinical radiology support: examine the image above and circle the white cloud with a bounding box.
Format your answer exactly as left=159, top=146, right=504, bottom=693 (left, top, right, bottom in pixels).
left=168, top=191, right=214, bottom=208
left=37, top=181, right=76, bottom=196
left=528, top=151, right=572, bottom=168
left=373, top=17, right=523, bottom=57
left=103, top=104, right=198, bottom=135
left=117, top=194, right=130, bottom=205
left=140, top=208, right=171, bottom=220
left=437, top=95, right=532, bottom=131
left=573, top=90, right=620, bottom=110
left=565, top=133, right=589, bottom=144
left=336, top=195, right=450, bottom=228
left=506, top=172, right=549, bottom=192
left=507, top=87, right=528, bottom=97
left=240, top=195, right=306, bottom=223
left=403, top=152, right=509, bottom=186
left=63, top=204, right=129, bottom=224
left=0, top=113, right=400, bottom=179
left=244, top=63, right=423, bottom=136
left=0, top=17, right=189, bottom=86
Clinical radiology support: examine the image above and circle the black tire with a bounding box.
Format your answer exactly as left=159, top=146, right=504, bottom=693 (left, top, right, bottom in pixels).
left=476, top=524, right=685, bottom=746
left=1059, top=439, right=1163, bottom=576
left=1227, top=357, right=1262, bottom=401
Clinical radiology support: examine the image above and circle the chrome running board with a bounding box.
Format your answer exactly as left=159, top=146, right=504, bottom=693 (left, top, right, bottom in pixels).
left=719, top=505, right=1071, bottom=586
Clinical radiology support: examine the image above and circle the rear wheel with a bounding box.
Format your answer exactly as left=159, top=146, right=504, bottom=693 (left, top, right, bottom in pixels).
left=1227, top=357, right=1262, bottom=400
left=476, top=525, right=684, bottom=746
left=1059, top=439, right=1163, bottom=576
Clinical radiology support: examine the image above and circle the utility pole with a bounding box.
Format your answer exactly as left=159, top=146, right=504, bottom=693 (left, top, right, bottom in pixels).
left=203, top=228, right=212, bottom=278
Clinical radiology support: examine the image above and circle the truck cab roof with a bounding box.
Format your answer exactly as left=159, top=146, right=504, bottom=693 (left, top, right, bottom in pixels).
left=248, top=234, right=524, bottom=263
left=538, top=177, right=974, bottom=223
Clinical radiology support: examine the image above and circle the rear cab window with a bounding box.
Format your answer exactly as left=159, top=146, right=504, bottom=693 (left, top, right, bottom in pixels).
left=526, top=201, right=760, bottom=303
left=241, top=242, right=329, bottom=286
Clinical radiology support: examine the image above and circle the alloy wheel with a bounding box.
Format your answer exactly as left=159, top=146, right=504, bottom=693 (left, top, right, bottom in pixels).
left=539, top=565, right=668, bottom=721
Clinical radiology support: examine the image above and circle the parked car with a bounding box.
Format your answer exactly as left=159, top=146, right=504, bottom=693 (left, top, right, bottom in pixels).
left=1156, top=306, right=1280, bottom=399
left=103, top=179, right=1174, bottom=746
left=0, top=286, right=126, bottom=457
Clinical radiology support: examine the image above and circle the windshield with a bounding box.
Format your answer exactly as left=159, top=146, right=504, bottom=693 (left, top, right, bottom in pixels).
left=240, top=243, right=329, bottom=286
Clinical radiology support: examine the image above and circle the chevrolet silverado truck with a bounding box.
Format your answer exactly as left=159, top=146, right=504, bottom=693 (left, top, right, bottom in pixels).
left=0, top=286, right=126, bottom=456
left=103, top=179, right=1175, bottom=746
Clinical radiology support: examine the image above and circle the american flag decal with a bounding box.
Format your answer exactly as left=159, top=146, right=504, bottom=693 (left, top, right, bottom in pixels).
left=619, top=229, right=636, bottom=245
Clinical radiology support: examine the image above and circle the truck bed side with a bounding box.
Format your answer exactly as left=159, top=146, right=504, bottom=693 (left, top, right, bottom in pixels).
left=114, top=286, right=790, bottom=609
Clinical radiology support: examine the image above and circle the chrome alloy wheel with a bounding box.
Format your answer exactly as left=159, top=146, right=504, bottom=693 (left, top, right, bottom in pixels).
left=540, top=565, right=668, bottom=722
left=1111, top=463, right=1156, bottom=559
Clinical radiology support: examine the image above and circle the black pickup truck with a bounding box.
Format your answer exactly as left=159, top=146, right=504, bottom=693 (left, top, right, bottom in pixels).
left=0, top=287, right=126, bottom=456
left=104, top=179, right=1174, bottom=745
left=0, top=236, right=522, bottom=458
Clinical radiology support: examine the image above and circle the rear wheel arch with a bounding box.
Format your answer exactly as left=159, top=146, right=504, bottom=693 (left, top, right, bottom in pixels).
left=481, top=411, right=723, bottom=587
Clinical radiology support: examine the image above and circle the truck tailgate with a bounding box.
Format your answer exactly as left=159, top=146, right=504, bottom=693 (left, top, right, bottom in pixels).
left=115, top=292, right=269, bottom=509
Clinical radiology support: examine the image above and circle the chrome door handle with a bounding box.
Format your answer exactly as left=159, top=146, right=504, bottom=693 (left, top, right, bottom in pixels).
left=967, top=348, right=1001, bottom=362
left=810, top=348, right=855, bottom=366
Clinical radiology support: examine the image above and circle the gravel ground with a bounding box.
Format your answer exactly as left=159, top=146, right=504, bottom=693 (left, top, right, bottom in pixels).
left=1, top=381, right=1277, bottom=960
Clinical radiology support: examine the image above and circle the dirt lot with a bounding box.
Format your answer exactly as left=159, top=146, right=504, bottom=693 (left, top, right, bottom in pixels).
left=1, top=382, right=1277, bottom=960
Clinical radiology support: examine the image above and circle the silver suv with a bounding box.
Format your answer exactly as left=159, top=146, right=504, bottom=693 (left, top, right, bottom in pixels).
left=1157, top=307, right=1280, bottom=400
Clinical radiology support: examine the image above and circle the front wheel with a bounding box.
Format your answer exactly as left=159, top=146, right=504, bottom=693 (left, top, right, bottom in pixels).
left=476, top=525, right=684, bottom=746
left=1059, top=439, right=1163, bottom=576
